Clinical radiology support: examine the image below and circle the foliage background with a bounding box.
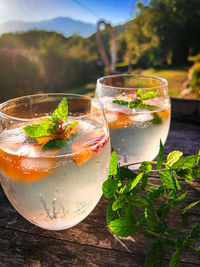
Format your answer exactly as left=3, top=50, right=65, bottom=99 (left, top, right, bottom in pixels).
left=0, top=0, right=200, bottom=102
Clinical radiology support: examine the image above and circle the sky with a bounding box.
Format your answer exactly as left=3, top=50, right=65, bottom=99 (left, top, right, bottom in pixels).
left=0, top=0, right=149, bottom=25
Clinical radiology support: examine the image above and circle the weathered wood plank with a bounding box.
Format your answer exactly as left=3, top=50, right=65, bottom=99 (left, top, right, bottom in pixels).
left=0, top=226, right=199, bottom=267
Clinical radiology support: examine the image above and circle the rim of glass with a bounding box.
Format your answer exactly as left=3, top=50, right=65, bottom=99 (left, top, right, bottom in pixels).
left=0, top=93, right=104, bottom=122
left=97, top=74, right=168, bottom=90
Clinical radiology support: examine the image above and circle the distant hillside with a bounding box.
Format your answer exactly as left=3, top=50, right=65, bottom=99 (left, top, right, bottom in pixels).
left=0, top=17, right=96, bottom=37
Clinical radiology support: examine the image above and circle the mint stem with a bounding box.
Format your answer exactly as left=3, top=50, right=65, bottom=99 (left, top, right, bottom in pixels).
left=139, top=226, right=198, bottom=253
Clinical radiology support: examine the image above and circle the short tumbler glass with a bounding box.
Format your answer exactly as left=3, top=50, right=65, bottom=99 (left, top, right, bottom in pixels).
left=0, top=93, right=110, bottom=230
left=95, top=74, right=171, bottom=166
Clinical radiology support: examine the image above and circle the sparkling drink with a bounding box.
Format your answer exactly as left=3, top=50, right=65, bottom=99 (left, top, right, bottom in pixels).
left=0, top=94, right=110, bottom=230
left=96, top=75, right=171, bottom=166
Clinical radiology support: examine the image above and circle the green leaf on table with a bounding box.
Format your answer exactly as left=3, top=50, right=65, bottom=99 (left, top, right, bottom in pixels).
left=181, top=200, right=200, bottom=215
left=142, top=195, right=160, bottom=228
left=112, top=99, right=128, bottom=105
left=120, top=173, right=143, bottom=194
left=116, top=166, right=137, bottom=181
left=109, top=150, right=118, bottom=176
left=102, top=179, right=118, bottom=199
left=160, top=170, right=180, bottom=191
left=169, top=249, right=181, bottom=267
left=183, top=222, right=200, bottom=247
left=147, top=185, right=165, bottom=200
left=139, top=161, right=152, bottom=172
left=181, top=155, right=199, bottom=169
left=167, top=151, right=183, bottom=166
left=177, top=169, right=194, bottom=184
left=112, top=195, right=126, bottom=211
left=130, top=196, right=148, bottom=207
left=157, top=140, right=164, bottom=169
left=106, top=200, right=120, bottom=224
left=141, top=173, right=148, bottom=191
left=42, top=138, right=66, bottom=151
left=52, top=97, right=68, bottom=120
left=124, top=202, right=137, bottom=220
left=192, top=166, right=200, bottom=179
left=24, top=120, right=53, bottom=138
left=108, top=216, right=136, bottom=237
left=144, top=240, right=163, bottom=267
left=172, top=155, right=199, bottom=170
left=173, top=191, right=188, bottom=206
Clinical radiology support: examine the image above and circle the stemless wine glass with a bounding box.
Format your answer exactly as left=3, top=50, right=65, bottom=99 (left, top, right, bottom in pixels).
left=0, top=93, right=110, bottom=230
left=95, top=74, right=171, bottom=166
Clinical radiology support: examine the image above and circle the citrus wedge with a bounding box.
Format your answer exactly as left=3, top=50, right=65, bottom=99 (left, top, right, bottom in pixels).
left=72, top=128, right=107, bottom=165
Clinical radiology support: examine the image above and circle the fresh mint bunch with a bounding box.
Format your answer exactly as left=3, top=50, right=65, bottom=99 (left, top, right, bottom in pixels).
left=112, top=89, right=158, bottom=108
left=24, top=98, right=78, bottom=150
left=103, top=143, right=200, bottom=266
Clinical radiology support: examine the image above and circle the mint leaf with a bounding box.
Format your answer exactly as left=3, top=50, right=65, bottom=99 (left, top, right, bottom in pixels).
left=116, top=166, right=137, bottom=181
left=120, top=173, right=143, bottom=194
left=181, top=200, right=200, bottom=215
left=108, top=217, right=136, bottom=237
left=137, top=89, right=143, bottom=99
left=130, top=196, right=148, bottom=207
left=139, top=161, right=152, bottom=172
left=169, top=249, right=181, bottom=267
left=137, top=89, right=158, bottom=100
left=102, top=179, right=118, bottom=198
left=157, top=140, right=164, bottom=169
left=172, top=155, right=199, bottom=170
left=192, top=166, right=200, bottom=179
left=177, top=169, right=194, bottom=184
left=147, top=185, right=165, bottom=200
left=142, top=195, right=160, bottom=229
left=42, top=138, right=66, bottom=151
left=24, top=121, right=53, bottom=138
left=109, top=150, right=118, bottom=176
left=152, top=113, right=162, bottom=125
left=160, top=170, right=180, bottom=191
left=142, top=90, right=158, bottom=100
left=167, top=151, right=183, bottom=166
left=52, top=97, right=68, bottom=120
left=144, top=240, right=163, bottom=267
left=107, top=201, right=120, bottom=224
left=141, top=173, right=148, bottom=190
left=128, top=99, right=142, bottom=108
left=112, top=195, right=126, bottom=211
left=174, top=191, right=188, bottom=206
left=64, top=121, right=78, bottom=133
left=112, top=99, right=128, bottom=105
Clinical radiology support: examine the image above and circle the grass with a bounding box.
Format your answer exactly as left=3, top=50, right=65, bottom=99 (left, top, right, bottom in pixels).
left=140, top=68, right=188, bottom=97
left=68, top=67, right=191, bottom=98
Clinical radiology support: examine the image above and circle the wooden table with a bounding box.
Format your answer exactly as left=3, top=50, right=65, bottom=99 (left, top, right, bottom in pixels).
left=0, top=99, right=200, bottom=267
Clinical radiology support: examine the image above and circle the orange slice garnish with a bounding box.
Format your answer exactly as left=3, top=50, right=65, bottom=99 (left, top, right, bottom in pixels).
left=72, top=128, right=107, bottom=165
left=106, top=110, right=132, bottom=129
left=157, top=108, right=170, bottom=119
left=0, top=147, right=56, bottom=182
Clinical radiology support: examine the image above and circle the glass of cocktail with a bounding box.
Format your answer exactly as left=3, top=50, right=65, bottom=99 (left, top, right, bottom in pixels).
left=0, top=93, right=110, bottom=230
left=95, top=74, right=170, bottom=167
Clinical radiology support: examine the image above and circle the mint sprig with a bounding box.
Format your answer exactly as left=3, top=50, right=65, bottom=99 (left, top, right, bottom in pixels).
left=112, top=89, right=158, bottom=109
left=23, top=98, right=78, bottom=150
left=103, top=142, right=200, bottom=266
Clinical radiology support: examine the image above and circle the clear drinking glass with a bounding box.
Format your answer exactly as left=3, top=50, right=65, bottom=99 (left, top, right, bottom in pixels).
left=95, top=74, right=170, bottom=166
left=0, top=93, right=110, bottom=230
